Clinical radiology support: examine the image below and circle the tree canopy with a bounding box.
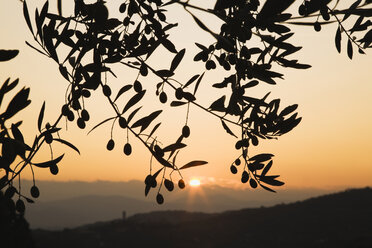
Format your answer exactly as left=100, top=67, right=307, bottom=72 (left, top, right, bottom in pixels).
left=1, top=0, right=372, bottom=211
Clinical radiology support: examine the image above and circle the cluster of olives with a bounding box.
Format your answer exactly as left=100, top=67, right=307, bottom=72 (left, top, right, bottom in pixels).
left=105, top=115, right=133, bottom=155
left=61, top=101, right=91, bottom=130
left=230, top=158, right=258, bottom=188
left=145, top=175, right=186, bottom=205
left=298, top=1, right=330, bottom=32
left=106, top=139, right=132, bottom=156
left=235, top=135, right=258, bottom=150
left=3, top=183, right=41, bottom=215
left=156, top=179, right=185, bottom=205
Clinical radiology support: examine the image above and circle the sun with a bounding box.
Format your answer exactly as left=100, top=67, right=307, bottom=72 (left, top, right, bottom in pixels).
left=189, top=179, right=201, bottom=187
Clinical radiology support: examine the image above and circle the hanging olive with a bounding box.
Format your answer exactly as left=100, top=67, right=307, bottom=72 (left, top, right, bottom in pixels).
left=124, top=143, right=132, bottom=156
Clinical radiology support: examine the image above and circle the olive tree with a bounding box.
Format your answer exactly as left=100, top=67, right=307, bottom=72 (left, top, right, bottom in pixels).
left=1, top=0, right=371, bottom=211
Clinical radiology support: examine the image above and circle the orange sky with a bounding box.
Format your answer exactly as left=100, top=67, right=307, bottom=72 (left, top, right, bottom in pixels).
left=1, top=0, right=371, bottom=190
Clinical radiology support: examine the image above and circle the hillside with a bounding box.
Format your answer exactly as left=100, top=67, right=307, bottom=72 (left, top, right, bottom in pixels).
left=32, top=187, right=372, bottom=248
left=25, top=179, right=331, bottom=229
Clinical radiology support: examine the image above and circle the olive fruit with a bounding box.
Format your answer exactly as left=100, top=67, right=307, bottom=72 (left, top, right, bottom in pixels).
left=151, top=178, right=157, bottom=188
left=119, top=3, right=126, bottom=13
left=72, top=100, right=81, bottom=110
left=235, top=158, right=241, bottom=166
left=178, top=179, right=185, bottom=189
left=175, top=88, right=183, bottom=100
left=205, top=60, right=216, bottom=70
left=145, top=174, right=152, bottom=185
left=164, top=179, right=174, bottom=192
left=16, top=199, right=25, bottom=213
left=251, top=136, right=259, bottom=146
left=314, top=21, right=321, bottom=32
left=133, top=80, right=142, bottom=92
left=241, top=171, right=249, bottom=183
left=230, top=165, right=238, bottom=174
left=45, top=133, right=53, bottom=144
left=182, top=125, right=190, bottom=138
left=124, top=143, right=132, bottom=156
left=61, top=104, right=69, bottom=116
left=30, top=185, right=40, bottom=198
left=82, top=90, right=91, bottom=98
left=81, top=109, right=90, bottom=121
left=77, top=118, right=86, bottom=129
left=235, top=140, right=242, bottom=150
left=156, top=193, right=164, bottom=205
left=159, top=92, right=167, bottom=103
left=298, top=4, right=306, bottom=16
left=249, top=178, right=258, bottom=188
left=50, top=164, right=59, bottom=175
left=5, top=186, right=16, bottom=199
left=67, top=110, right=75, bottom=121
left=140, top=64, right=148, bottom=76
left=119, top=117, right=127, bottom=129
left=106, top=139, right=115, bottom=151
left=102, top=85, right=111, bottom=97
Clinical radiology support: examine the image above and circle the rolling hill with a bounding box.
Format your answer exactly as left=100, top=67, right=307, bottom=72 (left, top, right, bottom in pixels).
left=32, top=187, right=372, bottom=248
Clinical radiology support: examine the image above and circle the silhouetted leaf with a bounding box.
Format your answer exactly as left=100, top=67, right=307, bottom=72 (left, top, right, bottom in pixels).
left=193, top=72, right=204, bottom=95
left=179, top=160, right=208, bottom=170
left=209, top=96, right=226, bottom=112
left=132, top=110, right=162, bottom=133
left=147, top=122, right=161, bottom=141
left=170, top=48, right=185, bottom=72
left=260, top=183, right=276, bottom=193
left=33, top=154, right=64, bottom=168
left=170, top=101, right=187, bottom=107
left=162, top=38, right=177, bottom=53
left=221, top=120, right=237, bottom=138
left=183, top=74, right=199, bottom=89
left=2, top=87, right=31, bottom=120
left=11, top=124, right=24, bottom=144
left=259, top=176, right=285, bottom=186
left=335, top=27, right=342, bottom=53
left=168, top=135, right=183, bottom=160
left=347, top=39, right=353, bottom=59
left=243, top=80, right=259, bottom=88
left=344, top=0, right=362, bottom=21
left=249, top=153, right=274, bottom=162
left=114, top=84, right=132, bottom=102
left=37, top=102, right=45, bottom=132
left=24, top=196, right=35, bottom=203
left=25, top=41, right=48, bottom=56
left=88, top=117, right=116, bottom=134
left=0, top=50, right=19, bottom=62
left=53, top=138, right=80, bottom=154
left=122, top=90, right=146, bottom=114
left=190, top=12, right=211, bottom=34
left=23, top=0, right=33, bottom=35
left=261, top=160, right=273, bottom=177
left=163, top=143, right=187, bottom=153
left=279, top=104, right=298, bottom=117
left=155, top=69, right=174, bottom=78
left=127, top=107, right=142, bottom=124
left=182, top=92, right=196, bottom=102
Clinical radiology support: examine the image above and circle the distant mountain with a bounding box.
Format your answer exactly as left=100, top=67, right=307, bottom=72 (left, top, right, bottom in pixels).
left=24, top=179, right=335, bottom=229
left=32, top=187, right=372, bottom=248
left=26, top=195, right=152, bottom=229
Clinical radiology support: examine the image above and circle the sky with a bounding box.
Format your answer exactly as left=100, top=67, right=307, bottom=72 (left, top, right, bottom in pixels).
left=1, top=0, right=371, bottom=191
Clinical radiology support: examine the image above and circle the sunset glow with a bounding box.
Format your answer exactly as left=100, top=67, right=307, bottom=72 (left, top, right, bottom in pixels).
left=1, top=1, right=371, bottom=190
left=189, top=179, right=201, bottom=187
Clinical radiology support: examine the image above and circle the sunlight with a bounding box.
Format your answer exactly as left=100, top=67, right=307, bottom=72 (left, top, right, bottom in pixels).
left=189, top=179, right=201, bottom=187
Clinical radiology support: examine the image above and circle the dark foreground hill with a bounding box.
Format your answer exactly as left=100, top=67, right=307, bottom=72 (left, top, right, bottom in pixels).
left=32, top=188, right=372, bottom=248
